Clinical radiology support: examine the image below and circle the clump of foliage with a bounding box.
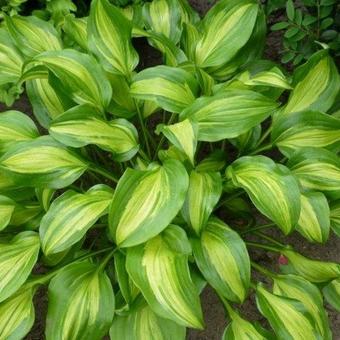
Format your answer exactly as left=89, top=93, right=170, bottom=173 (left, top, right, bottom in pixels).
left=0, top=0, right=339, bottom=339
left=270, top=0, right=340, bottom=65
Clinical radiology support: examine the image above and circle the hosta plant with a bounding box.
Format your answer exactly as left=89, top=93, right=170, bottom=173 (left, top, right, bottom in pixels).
left=0, top=0, right=339, bottom=339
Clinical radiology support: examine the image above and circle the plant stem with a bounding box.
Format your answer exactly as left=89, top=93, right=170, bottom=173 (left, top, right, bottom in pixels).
left=255, top=232, right=285, bottom=247
left=251, top=261, right=277, bottom=279
left=246, top=242, right=282, bottom=253
left=138, top=148, right=151, bottom=162
left=241, top=223, right=275, bottom=235
left=215, top=190, right=244, bottom=210
left=136, top=102, right=152, bottom=159
left=216, top=291, right=235, bottom=318
left=89, top=164, right=119, bottom=183
left=248, top=143, right=273, bottom=155
left=256, top=126, right=272, bottom=148
left=98, top=248, right=117, bottom=271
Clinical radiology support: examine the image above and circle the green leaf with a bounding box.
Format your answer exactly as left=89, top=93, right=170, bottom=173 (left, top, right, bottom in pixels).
left=302, top=15, right=317, bottom=26
left=323, top=278, right=340, bottom=312
left=283, top=50, right=340, bottom=115
left=271, top=21, right=290, bottom=31
left=281, top=51, right=295, bottom=63
left=0, top=195, right=16, bottom=231
left=196, top=150, right=226, bottom=172
left=0, top=231, right=40, bottom=302
left=180, top=90, right=278, bottom=142
left=272, top=110, right=340, bottom=157
left=0, top=136, right=89, bottom=189
left=5, top=15, right=62, bottom=58
left=330, top=200, right=340, bottom=236
left=130, top=65, right=199, bottom=113
left=40, top=185, right=113, bottom=255
left=156, top=119, right=198, bottom=165
left=109, top=295, right=186, bottom=340
left=226, top=156, right=301, bottom=234
left=88, top=0, right=138, bottom=76
left=284, top=27, right=299, bottom=38
left=126, top=225, right=203, bottom=329
left=194, top=0, right=258, bottom=68
left=182, top=171, right=222, bottom=235
left=192, top=217, right=250, bottom=303
left=0, top=285, right=36, bottom=340
left=256, top=283, right=321, bottom=340
left=63, top=15, right=88, bottom=51
left=286, top=0, right=295, bottom=21
left=31, top=49, right=112, bottom=111
left=109, top=159, right=188, bottom=247
left=273, top=274, right=331, bottom=339
left=46, top=261, right=115, bottom=340
left=49, top=104, right=139, bottom=161
left=35, top=188, right=55, bottom=212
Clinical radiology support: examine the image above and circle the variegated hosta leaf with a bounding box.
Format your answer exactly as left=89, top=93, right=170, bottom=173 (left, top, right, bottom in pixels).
left=255, top=283, right=322, bottom=340
left=26, top=78, right=74, bottom=128
left=283, top=50, right=340, bottom=115
left=226, top=156, right=301, bottom=234
left=156, top=119, right=198, bottom=165
left=272, top=110, right=340, bottom=157
left=330, top=200, right=340, bottom=236
left=62, top=15, right=88, bottom=51
left=130, top=65, right=199, bottom=113
left=230, top=124, right=261, bottom=154
left=31, top=49, right=112, bottom=111
left=40, top=185, right=113, bottom=255
left=179, top=90, right=278, bottom=142
left=126, top=224, right=204, bottom=329
left=273, top=274, right=331, bottom=339
left=0, top=285, right=35, bottom=340
left=287, top=147, right=340, bottom=199
left=143, top=0, right=182, bottom=44
left=323, top=278, right=340, bottom=312
left=0, top=195, right=16, bottom=231
left=194, top=0, right=258, bottom=69
left=0, top=110, right=38, bottom=154
left=49, top=104, right=139, bottom=161
left=10, top=201, right=42, bottom=228
left=192, top=217, right=250, bottom=303
left=109, top=295, right=186, bottom=340
left=296, top=192, right=330, bottom=243
left=280, top=249, right=340, bottom=282
left=35, top=188, right=55, bottom=212
left=0, top=231, right=40, bottom=302
left=88, top=0, right=138, bottom=76
left=196, top=150, right=226, bottom=172
left=109, top=159, right=189, bottom=247
left=46, top=261, right=115, bottom=340
left=5, top=15, right=62, bottom=58
left=0, top=136, right=89, bottom=189
left=182, top=171, right=222, bottom=235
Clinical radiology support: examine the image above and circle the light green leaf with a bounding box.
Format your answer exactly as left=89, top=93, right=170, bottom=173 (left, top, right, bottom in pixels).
left=126, top=225, right=203, bottom=329
left=9, top=202, right=42, bottom=228
left=0, top=195, right=16, bottom=231
left=88, top=0, right=138, bottom=76
left=40, top=185, right=113, bottom=255
left=5, top=15, right=62, bottom=58
left=109, top=159, right=189, bottom=247
left=46, top=261, right=115, bottom=340
left=194, top=0, right=258, bottom=68
left=196, top=150, right=226, bottom=172
left=323, top=278, right=340, bottom=312
left=296, top=192, right=330, bottom=243
left=192, top=217, right=250, bottom=302
left=0, top=136, right=89, bottom=189
left=283, top=50, right=340, bottom=115
left=180, top=90, right=278, bottom=142
left=182, top=171, right=222, bottom=235
left=226, top=156, right=301, bottom=234
left=130, top=65, right=199, bottom=113
left=35, top=188, right=55, bottom=212
left=272, top=110, right=340, bottom=156
left=63, top=15, right=88, bottom=51
left=49, top=104, right=139, bottom=161
left=330, top=200, right=340, bottom=236
left=0, top=231, right=40, bottom=302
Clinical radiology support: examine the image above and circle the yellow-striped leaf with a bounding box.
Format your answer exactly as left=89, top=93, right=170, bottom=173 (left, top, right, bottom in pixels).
left=192, top=217, right=250, bottom=303
left=109, top=159, right=189, bottom=247
left=46, top=261, right=115, bottom=340
left=272, top=110, right=340, bottom=156
left=255, top=283, right=321, bottom=340
left=35, top=188, right=55, bottom=212
left=40, top=185, right=113, bottom=255
left=49, top=104, right=139, bottom=161
left=0, top=136, right=89, bottom=189
left=31, top=49, right=112, bottom=111
left=182, top=171, right=222, bottom=235
left=0, top=110, right=38, bottom=154
left=126, top=224, right=204, bottom=329
left=130, top=65, right=199, bottom=113
left=280, top=249, right=340, bottom=282
left=296, top=192, right=330, bottom=243
left=0, top=231, right=40, bottom=302
left=0, top=285, right=35, bottom=340
left=0, top=195, right=16, bottom=231
left=109, top=295, right=186, bottom=340
left=273, top=274, right=331, bottom=339
left=226, top=156, right=301, bottom=234
left=5, top=15, right=62, bottom=58
left=88, top=0, right=138, bottom=76
left=330, top=200, right=340, bottom=236
left=323, top=278, right=340, bottom=312
left=156, top=119, right=198, bottom=165
left=63, top=15, right=88, bottom=51
left=179, top=90, right=278, bottom=142
left=9, top=201, right=42, bottom=229
left=283, top=50, right=340, bottom=115
left=194, top=0, right=258, bottom=68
